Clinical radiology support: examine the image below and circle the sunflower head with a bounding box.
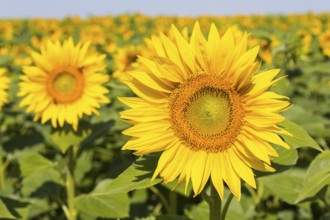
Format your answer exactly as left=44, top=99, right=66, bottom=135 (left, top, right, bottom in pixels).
left=0, top=68, right=10, bottom=110
left=112, top=45, right=144, bottom=81
left=18, top=38, right=110, bottom=130
left=319, top=30, right=330, bottom=57
left=81, top=25, right=106, bottom=45
left=120, top=22, right=290, bottom=200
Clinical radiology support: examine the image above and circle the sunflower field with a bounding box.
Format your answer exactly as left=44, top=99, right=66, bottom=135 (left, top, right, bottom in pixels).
left=0, top=13, right=330, bottom=220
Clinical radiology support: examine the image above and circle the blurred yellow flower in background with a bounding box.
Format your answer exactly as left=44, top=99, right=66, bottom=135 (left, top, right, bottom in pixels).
left=319, top=30, right=330, bottom=57
left=112, top=45, right=144, bottom=80
left=297, top=30, right=312, bottom=58
left=81, top=25, right=106, bottom=45
left=0, top=68, right=10, bottom=110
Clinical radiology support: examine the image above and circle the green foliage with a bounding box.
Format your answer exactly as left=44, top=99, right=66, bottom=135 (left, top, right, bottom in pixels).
left=259, top=169, right=305, bottom=204
left=92, top=155, right=162, bottom=198
left=74, top=193, right=130, bottom=218
left=259, top=150, right=330, bottom=208
left=270, top=145, right=298, bottom=172
left=279, top=119, right=322, bottom=151
left=0, top=199, right=16, bottom=219
left=50, top=128, right=91, bottom=153
left=0, top=197, right=30, bottom=220
left=18, top=153, right=54, bottom=177
left=297, top=150, right=330, bottom=202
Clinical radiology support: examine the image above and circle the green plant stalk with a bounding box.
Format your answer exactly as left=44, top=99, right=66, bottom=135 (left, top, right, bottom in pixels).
left=321, top=197, right=330, bottom=213
left=66, top=146, right=77, bottom=220
left=220, top=193, right=234, bottom=220
left=204, top=182, right=235, bottom=220
left=209, top=183, right=222, bottom=220
left=0, top=159, right=4, bottom=190
left=0, top=150, right=9, bottom=190
left=168, top=190, right=178, bottom=215
left=149, top=186, right=171, bottom=214
left=0, top=149, right=3, bottom=190
left=245, top=184, right=259, bottom=205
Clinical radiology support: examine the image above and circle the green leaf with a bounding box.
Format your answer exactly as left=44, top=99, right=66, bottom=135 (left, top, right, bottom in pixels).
left=258, top=168, right=305, bottom=204
left=74, top=193, right=129, bottom=218
left=27, top=198, right=55, bottom=219
left=300, top=62, right=330, bottom=75
left=0, top=199, right=16, bottom=219
left=75, top=151, right=93, bottom=183
left=22, top=168, right=64, bottom=197
left=297, top=151, right=330, bottom=202
left=92, top=155, right=162, bottom=195
left=86, top=154, right=161, bottom=219
left=2, top=133, right=44, bottom=153
left=283, top=105, right=327, bottom=138
left=256, top=145, right=298, bottom=177
left=130, top=189, right=148, bottom=204
left=226, top=189, right=256, bottom=220
left=81, top=121, right=114, bottom=148
left=17, top=153, right=54, bottom=177
left=271, top=144, right=298, bottom=171
left=184, top=201, right=209, bottom=220
left=0, top=197, right=30, bottom=220
left=16, top=152, right=64, bottom=197
left=279, top=119, right=322, bottom=151
left=155, top=215, right=191, bottom=220
left=50, top=128, right=91, bottom=153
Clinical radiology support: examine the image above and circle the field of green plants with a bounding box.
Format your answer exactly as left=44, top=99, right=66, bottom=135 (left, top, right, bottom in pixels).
left=0, top=13, right=330, bottom=220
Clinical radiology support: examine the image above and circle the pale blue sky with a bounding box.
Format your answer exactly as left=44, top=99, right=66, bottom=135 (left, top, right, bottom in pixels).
left=1, top=0, right=329, bottom=18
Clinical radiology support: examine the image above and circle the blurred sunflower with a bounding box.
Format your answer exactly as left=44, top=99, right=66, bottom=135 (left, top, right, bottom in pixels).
left=0, top=68, right=10, bottom=109
left=249, top=35, right=281, bottom=65
left=81, top=25, right=106, bottom=45
left=295, top=30, right=312, bottom=60
left=112, top=45, right=144, bottom=80
left=120, top=22, right=290, bottom=200
left=18, top=38, right=110, bottom=130
left=319, top=30, right=330, bottom=57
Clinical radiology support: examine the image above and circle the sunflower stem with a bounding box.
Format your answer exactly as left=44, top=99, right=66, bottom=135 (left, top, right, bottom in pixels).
left=0, top=148, right=5, bottom=190
left=220, top=193, right=234, bottom=220
left=149, top=186, right=171, bottom=214
left=209, top=182, right=222, bottom=220
left=65, top=146, right=77, bottom=220
left=169, top=190, right=178, bottom=214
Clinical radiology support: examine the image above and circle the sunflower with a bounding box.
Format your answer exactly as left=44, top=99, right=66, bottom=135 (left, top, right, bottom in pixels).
left=81, top=25, right=106, bottom=45
left=120, top=22, right=291, bottom=200
left=18, top=38, right=110, bottom=130
left=319, top=30, right=330, bottom=57
left=0, top=68, right=10, bottom=109
left=112, top=45, right=143, bottom=80
left=249, top=35, right=281, bottom=65
left=297, top=30, right=311, bottom=57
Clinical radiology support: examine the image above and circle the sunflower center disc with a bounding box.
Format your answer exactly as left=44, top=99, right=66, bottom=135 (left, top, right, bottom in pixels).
left=47, top=67, right=84, bottom=104
left=186, top=88, right=231, bottom=136
left=53, top=72, right=76, bottom=94
left=169, top=74, right=245, bottom=153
